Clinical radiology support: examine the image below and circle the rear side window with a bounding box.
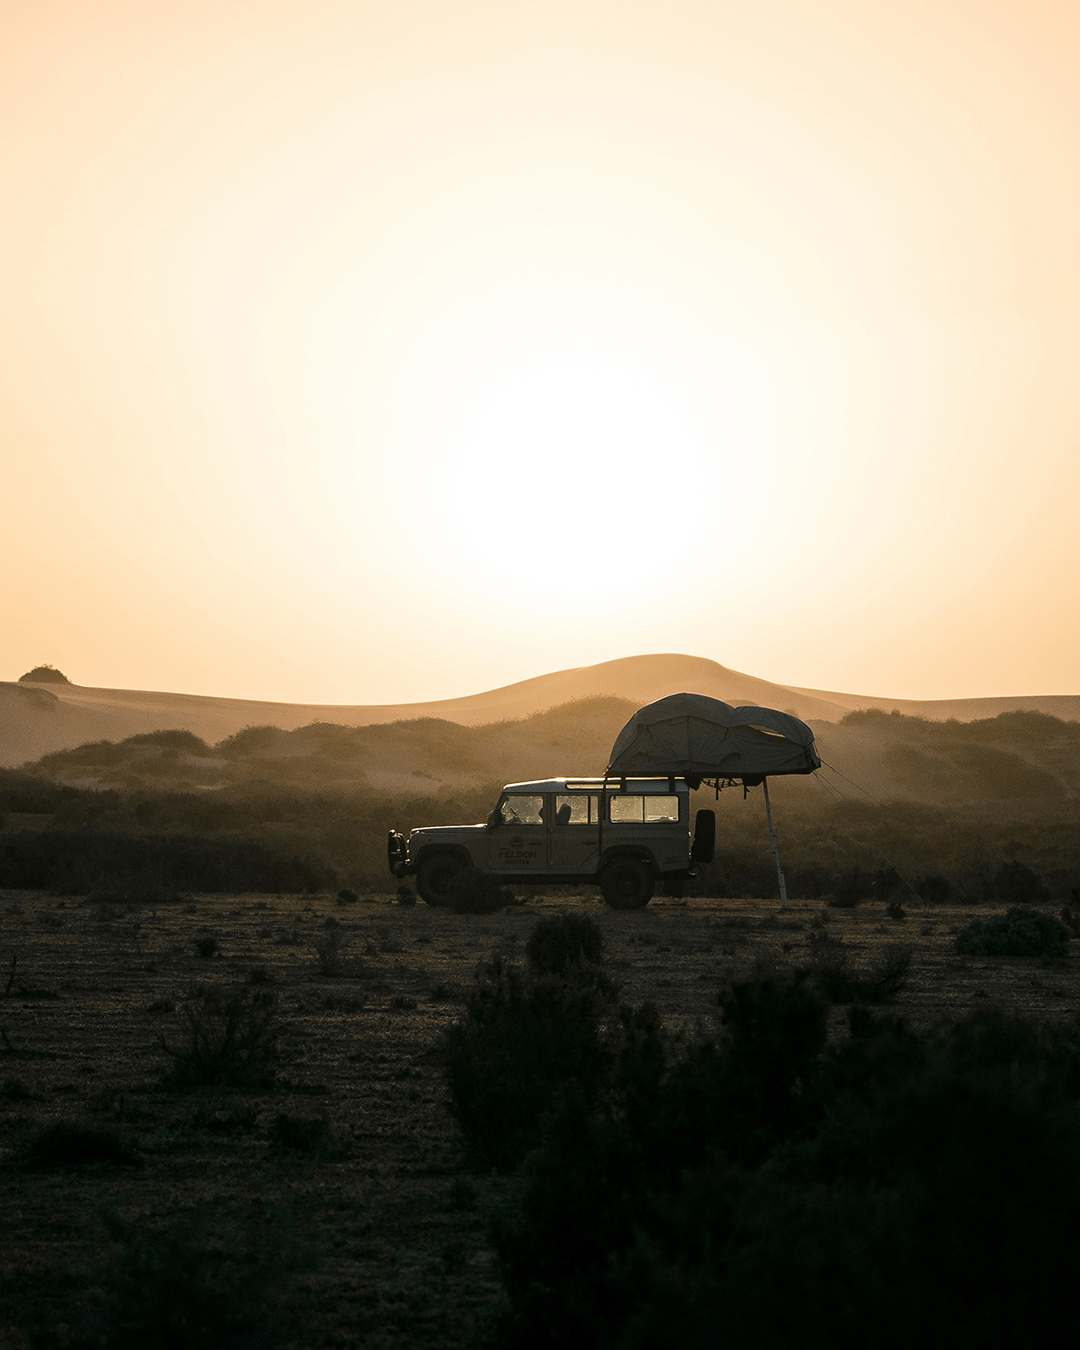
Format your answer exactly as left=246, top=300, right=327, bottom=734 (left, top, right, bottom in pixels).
left=608, top=794, right=680, bottom=823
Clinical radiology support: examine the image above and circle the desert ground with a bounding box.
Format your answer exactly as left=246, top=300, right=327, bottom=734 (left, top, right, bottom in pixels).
left=2, top=885, right=1077, bottom=1349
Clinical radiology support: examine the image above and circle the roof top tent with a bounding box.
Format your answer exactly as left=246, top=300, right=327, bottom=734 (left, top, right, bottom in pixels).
left=605, top=693, right=821, bottom=907
left=606, top=692, right=820, bottom=785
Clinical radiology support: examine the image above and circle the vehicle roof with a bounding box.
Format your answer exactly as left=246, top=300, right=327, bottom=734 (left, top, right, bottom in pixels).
left=502, top=777, right=690, bottom=794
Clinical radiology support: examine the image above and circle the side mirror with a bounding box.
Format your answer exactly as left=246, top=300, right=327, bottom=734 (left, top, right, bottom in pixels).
left=486, top=808, right=502, bottom=831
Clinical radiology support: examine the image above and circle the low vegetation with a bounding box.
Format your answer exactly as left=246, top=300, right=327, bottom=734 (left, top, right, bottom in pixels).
left=956, top=906, right=1071, bottom=958
left=160, top=985, right=281, bottom=1090
left=458, top=969, right=1080, bottom=1350
left=3, top=885, right=1080, bottom=1348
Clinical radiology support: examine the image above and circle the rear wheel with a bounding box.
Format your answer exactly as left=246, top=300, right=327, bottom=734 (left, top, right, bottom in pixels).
left=600, top=858, right=655, bottom=910
left=416, top=852, right=466, bottom=907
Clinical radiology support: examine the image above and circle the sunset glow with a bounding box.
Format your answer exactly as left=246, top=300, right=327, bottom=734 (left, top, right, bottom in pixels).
left=3, top=0, right=1079, bottom=702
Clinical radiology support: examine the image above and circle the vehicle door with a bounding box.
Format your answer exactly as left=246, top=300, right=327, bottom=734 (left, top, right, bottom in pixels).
left=548, top=793, right=601, bottom=875
left=608, top=791, right=685, bottom=871
left=488, top=793, right=548, bottom=873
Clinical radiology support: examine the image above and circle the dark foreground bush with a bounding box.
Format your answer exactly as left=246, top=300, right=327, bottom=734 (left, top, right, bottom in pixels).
left=443, top=958, right=609, bottom=1170
left=78, top=1202, right=311, bottom=1350
left=488, top=996, right=1080, bottom=1350
left=161, top=986, right=280, bottom=1090
left=21, top=1121, right=139, bottom=1170
left=446, top=867, right=515, bottom=914
left=810, top=944, right=913, bottom=1003
left=956, top=906, right=1070, bottom=958
left=526, top=914, right=604, bottom=976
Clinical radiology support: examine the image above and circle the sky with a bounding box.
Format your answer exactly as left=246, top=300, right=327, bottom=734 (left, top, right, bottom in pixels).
left=2, top=0, right=1079, bottom=705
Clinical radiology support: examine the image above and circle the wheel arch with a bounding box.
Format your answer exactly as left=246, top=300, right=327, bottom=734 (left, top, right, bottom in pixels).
left=412, top=843, right=475, bottom=871
left=599, top=845, right=657, bottom=874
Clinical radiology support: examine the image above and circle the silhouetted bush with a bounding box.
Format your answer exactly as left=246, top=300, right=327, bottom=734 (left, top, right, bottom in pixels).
left=446, top=866, right=514, bottom=914
left=312, top=928, right=348, bottom=976
left=828, top=867, right=874, bottom=908
left=18, top=664, right=70, bottom=684
left=915, top=873, right=953, bottom=903
left=161, top=986, right=281, bottom=1090
left=810, top=945, right=913, bottom=1004
left=526, top=914, right=604, bottom=976
left=991, top=859, right=1051, bottom=904
left=873, top=866, right=904, bottom=900
left=81, top=1202, right=310, bottom=1350
left=0, top=830, right=335, bottom=895
left=956, top=907, right=1070, bottom=958
left=194, top=937, right=218, bottom=959
left=487, top=988, right=1080, bottom=1350
left=442, top=957, right=609, bottom=1170
left=21, top=1120, right=138, bottom=1169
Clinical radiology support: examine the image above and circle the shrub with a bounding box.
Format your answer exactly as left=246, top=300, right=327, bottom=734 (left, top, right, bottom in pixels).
left=18, top=664, right=70, bottom=684
left=956, top=907, right=1070, bottom=958
left=0, top=829, right=336, bottom=895
left=526, top=914, right=604, bottom=976
left=828, top=867, right=873, bottom=908
left=446, top=867, right=515, bottom=915
left=336, top=888, right=359, bottom=904
left=991, top=859, right=1050, bottom=905
left=21, top=1120, right=139, bottom=1169
left=810, top=945, right=913, bottom=1004
left=488, top=996, right=1080, bottom=1350
left=442, top=957, right=609, bottom=1170
left=160, top=986, right=281, bottom=1090
left=873, top=867, right=904, bottom=900
left=194, top=937, right=218, bottom=959
left=915, top=874, right=953, bottom=903
left=312, top=928, right=348, bottom=976
left=396, top=884, right=417, bottom=906
left=83, top=1202, right=310, bottom=1350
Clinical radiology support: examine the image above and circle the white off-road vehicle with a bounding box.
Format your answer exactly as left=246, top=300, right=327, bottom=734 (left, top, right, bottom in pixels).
left=386, top=692, right=820, bottom=910
left=387, top=776, right=716, bottom=909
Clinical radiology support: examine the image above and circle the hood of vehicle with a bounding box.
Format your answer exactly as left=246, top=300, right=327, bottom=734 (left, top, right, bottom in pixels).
left=407, top=824, right=487, bottom=843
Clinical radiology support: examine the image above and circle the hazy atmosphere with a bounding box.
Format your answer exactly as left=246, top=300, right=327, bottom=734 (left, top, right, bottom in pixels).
left=4, top=0, right=1080, bottom=703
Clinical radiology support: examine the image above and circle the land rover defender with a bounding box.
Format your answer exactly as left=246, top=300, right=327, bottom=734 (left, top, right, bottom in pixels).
left=387, top=776, right=715, bottom=909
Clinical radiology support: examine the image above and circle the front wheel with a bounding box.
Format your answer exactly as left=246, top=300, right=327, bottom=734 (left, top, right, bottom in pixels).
left=416, top=852, right=465, bottom=906
left=600, top=858, right=655, bottom=910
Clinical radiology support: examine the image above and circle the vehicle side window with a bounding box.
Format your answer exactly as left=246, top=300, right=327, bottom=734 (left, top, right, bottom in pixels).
left=554, top=794, right=599, bottom=825
left=500, top=795, right=545, bottom=826
left=645, top=795, right=680, bottom=822
left=609, top=794, right=680, bottom=823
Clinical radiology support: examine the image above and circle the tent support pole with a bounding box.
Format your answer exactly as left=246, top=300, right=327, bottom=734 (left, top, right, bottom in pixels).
left=762, top=777, right=789, bottom=910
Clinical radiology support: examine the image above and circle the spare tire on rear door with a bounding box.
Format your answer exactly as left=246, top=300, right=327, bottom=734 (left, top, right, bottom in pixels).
left=600, top=857, right=654, bottom=910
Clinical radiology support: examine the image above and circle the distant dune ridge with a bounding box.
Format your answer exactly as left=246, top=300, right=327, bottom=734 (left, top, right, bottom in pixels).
left=3, top=651, right=1080, bottom=768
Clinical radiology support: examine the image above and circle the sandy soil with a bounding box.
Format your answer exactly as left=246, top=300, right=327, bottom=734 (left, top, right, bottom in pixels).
left=1, top=888, right=1076, bottom=1348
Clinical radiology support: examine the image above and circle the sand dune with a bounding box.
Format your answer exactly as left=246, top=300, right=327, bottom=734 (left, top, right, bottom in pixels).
left=3, top=652, right=1079, bottom=768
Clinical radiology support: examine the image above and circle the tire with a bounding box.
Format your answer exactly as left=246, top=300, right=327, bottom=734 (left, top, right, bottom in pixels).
left=600, top=858, right=655, bottom=910
left=416, top=852, right=466, bottom=907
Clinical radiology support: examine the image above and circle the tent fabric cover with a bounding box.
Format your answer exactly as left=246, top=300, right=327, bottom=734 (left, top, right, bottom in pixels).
left=606, top=692, right=820, bottom=781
